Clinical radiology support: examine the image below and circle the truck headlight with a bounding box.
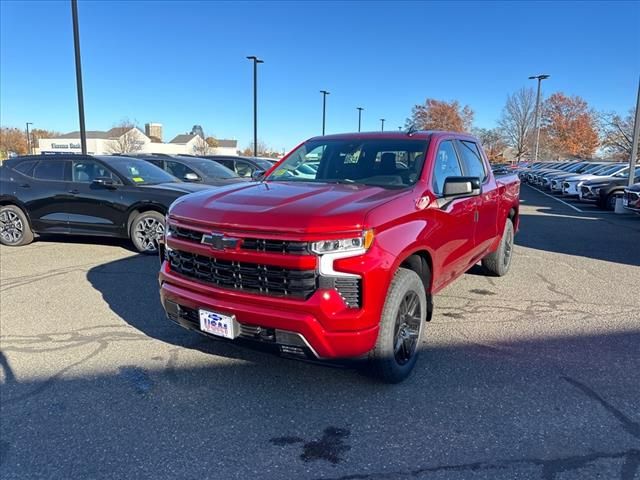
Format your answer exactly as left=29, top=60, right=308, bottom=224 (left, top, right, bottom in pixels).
left=310, top=230, right=374, bottom=255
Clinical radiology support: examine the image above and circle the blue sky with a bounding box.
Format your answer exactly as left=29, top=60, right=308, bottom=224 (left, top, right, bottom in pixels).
left=1, top=1, right=639, bottom=152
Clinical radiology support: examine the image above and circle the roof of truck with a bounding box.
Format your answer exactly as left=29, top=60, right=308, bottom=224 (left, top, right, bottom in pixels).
left=311, top=130, right=478, bottom=142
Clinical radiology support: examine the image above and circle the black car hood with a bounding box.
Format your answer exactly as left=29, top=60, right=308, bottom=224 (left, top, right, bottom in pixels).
left=137, top=182, right=214, bottom=193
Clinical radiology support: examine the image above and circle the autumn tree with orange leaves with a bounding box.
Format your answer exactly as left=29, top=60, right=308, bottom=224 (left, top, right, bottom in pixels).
left=406, top=99, right=474, bottom=132
left=540, top=93, right=599, bottom=159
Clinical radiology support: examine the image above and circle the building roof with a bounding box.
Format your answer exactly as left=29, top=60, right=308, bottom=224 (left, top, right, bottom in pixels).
left=216, top=139, right=237, bottom=148
left=169, top=134, right=198, bottom=144
left=58, top=127, right=139, bottom=139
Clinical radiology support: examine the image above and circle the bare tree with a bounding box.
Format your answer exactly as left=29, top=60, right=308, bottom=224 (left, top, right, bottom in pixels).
left=472, top=127, right=507, bottom=163
left=191, top=136, right=209, bottom=156
left=498, top=88, right=536, bottom=162
left=599, top=109, right=638, bottom=162
left=105, top=120, right=144, bottom=154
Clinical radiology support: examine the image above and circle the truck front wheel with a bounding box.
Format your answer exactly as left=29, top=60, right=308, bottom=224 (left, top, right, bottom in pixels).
left=482, top=218, right=514, bottom=277
left=368, top=268, right=427, bottom=383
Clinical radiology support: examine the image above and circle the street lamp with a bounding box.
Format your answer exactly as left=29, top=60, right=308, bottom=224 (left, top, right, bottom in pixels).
left=71, top=0, right=87, bottom=155
left=25, top=122, right=33, bottom=155
left=357, top=107, right=364, bottom=132
left=398, top=126, right=402, bottom=131
left=380, top=118, right=385, bottom=131
left=247, top=55, right=264, bottom=157
left=320, top=90, right=330, bottom=135
left=528, top=74, right=550, bottom=162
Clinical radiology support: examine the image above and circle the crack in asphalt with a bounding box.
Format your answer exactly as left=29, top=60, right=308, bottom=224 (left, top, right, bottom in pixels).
left=562, top=376, right=640, bottom=440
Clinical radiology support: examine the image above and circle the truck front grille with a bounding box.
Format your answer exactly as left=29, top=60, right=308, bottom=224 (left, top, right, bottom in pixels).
left=168, top=225, right=309, bottom=254
left=167, top=249, right=317, bottom=299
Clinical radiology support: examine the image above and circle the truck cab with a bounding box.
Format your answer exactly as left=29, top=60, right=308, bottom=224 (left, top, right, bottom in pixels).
left=159, top=131, right=520, bottom=382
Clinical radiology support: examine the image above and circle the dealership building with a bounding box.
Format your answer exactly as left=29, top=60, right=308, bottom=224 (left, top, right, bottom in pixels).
left=37, top=123, right=238, bottom=156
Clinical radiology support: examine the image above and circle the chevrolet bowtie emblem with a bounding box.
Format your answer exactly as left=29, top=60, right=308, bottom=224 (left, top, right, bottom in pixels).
left=201, top=232, right=239, bottom=250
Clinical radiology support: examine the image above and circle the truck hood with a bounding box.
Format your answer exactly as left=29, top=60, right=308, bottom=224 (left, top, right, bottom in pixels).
left=169, top=181, right=407, bottom=235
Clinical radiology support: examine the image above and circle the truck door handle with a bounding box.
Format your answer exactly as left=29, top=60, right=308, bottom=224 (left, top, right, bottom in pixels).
left=19, top=183, right=31, bottom=188
left=68, top=189, right=80, bottom=194
left=474, top=210, right=479, bottom=222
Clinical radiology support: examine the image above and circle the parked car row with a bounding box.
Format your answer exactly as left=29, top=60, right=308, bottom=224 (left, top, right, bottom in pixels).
left=517, top=160, right=640, bottom=211
left=0, top=153, right=276, bottom=253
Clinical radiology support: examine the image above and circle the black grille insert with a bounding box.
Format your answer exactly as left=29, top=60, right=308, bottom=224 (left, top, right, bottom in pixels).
left=334, top=277, right=362, bottom=308
left=168, top=249, right=317, bottom=299
left=241, top=238, right=309, bottom=254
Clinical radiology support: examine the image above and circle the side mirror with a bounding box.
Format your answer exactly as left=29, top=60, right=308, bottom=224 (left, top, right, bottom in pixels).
left=184, top=172, right=200, bottom=182
left=443, top=176, right=481, bottom=198
left=92, top=176, right=116, bottom=188
left=251, top=169, right=266, bottom=181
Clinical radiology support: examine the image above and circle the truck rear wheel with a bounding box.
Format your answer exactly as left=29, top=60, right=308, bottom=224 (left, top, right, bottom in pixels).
left=482, top=218, right=514, bottom=277
left=368, top=268, right=426, bottom=383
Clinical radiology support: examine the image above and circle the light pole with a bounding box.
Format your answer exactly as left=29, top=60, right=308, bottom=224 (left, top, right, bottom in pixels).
left=380, top=118, right=385, bottom=131
left=71, top=0, right=87, bottom=155
left=357, top=107, right=364, bottom=132
left=246, top=55, right=264, bottom=157
left=398, top=126, right=402, bottom=131
left=320, top=90, right=330, bottom=135
left=529, top=74, right=550, bottom=162
left=25, top=122, right=33, bottom=155
left=628, top=76, right=640, bottom=187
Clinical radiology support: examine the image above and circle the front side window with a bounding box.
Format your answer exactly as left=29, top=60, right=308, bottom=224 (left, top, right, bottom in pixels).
left=432, top=141, right=463, bottom=195
left=33, top=160, right=67, bottom=181
left=457, top=140, right=487, bottom=181
left=72, top=160, right=118, bottom=183
left=165, top=161, right=195, bottom=180
left=266, top=139, right=428, bottom=188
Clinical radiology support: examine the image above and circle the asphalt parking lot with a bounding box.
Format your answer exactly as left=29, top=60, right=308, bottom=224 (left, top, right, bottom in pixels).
left=1, top=185, right=639, bottom=480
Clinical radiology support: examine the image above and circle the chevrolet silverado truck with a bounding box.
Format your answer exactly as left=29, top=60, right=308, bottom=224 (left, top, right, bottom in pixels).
left=159, top=131, right=520, bottom=383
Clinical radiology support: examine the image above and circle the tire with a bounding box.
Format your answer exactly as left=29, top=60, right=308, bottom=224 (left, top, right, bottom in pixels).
left=368, top=268, right=427, bottom=384
left=482, top=218, right=514, bottom=277
left=605, top=193, right=619, bottom=211
left=129, top=211, right=165, bottom=254
left=0, top=205, right=34, bottom=247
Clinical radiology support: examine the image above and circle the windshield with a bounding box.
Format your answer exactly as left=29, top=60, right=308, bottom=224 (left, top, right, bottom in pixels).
left=185, top=158, right=237, bottom=179
left=266, top=138, right=429, bottom=188
left=107, top=157, right=178, bottom=185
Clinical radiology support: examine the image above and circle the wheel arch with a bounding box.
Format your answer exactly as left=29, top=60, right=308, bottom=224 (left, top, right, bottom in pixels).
left=126, top=202, right=167, bottom=234
left=0, top=197, right=35, bottom=230
left=397, top=249, right=434, bottom=321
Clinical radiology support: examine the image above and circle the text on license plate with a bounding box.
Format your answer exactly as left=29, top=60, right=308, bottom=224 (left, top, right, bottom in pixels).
left=199, top=309, right=236, bottom=339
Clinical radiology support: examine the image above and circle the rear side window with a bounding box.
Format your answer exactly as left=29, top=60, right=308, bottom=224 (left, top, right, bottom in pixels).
left=33, top=160, right=67, bottom=181
left=432, top=140, right=463, bottom=195
left=14, top=160, right=38, bottom=177
left=457, top=141, right=487, bottom=181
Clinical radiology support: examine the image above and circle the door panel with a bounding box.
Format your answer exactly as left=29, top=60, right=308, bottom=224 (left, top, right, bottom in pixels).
left=427, top=139, right=476, bottom=289
left=65, top=160, right=127, bottom=235
left=26, top=159, right=73, bottom=233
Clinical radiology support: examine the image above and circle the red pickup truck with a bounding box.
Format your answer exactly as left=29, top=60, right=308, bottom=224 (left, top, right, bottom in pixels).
left=159, top=131, right=520, bottom=382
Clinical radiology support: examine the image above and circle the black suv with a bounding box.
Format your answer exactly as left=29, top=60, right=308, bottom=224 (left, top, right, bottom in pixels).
left=0, top=155, right=213, bottom=252
left=125, top=154, right=249, bottom=186
left=202, top=155, right=275, bottom=178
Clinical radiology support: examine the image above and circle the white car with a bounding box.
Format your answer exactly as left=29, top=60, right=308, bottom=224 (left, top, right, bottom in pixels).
left=562, top=163, right=627, bottom=196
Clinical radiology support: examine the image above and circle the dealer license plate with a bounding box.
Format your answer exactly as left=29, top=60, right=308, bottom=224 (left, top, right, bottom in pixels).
left=199, top=309, right=236, bottom=339
left=623, top=197, right=629, bottom=207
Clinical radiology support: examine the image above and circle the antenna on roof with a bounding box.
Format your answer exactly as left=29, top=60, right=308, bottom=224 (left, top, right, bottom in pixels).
left=406, top=123, right=419, bottom=136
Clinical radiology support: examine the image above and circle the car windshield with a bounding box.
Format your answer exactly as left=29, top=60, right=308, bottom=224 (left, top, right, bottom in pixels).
left=183, top=158, right=237, bottom=179
left=593, top=164, right=622, bottom=176
left=265, top=138, right=429, bottom=188
left=106, top=157, right=178, bottom=185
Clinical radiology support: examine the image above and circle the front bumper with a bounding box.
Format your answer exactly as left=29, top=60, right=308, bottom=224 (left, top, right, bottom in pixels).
left=158, top=237, right=392, bottom=359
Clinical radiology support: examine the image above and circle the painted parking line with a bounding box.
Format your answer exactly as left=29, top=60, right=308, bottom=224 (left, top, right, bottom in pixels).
left=525, top=184, right=584, bottom=213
